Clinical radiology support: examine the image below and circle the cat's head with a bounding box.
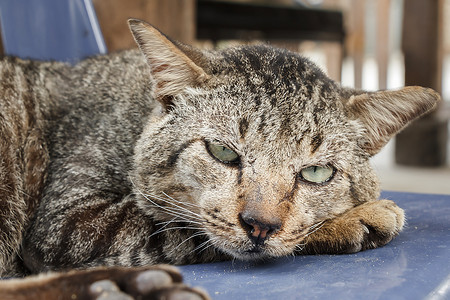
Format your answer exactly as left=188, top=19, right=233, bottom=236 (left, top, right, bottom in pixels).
left=129, top=20, right=440, bottom=260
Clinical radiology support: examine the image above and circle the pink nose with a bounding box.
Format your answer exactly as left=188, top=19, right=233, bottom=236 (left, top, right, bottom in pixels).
left=239, top=213, right=282, bottom=245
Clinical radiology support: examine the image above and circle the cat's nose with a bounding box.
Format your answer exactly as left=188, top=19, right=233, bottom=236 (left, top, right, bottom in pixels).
left=239, top=213, right=282, bottom=245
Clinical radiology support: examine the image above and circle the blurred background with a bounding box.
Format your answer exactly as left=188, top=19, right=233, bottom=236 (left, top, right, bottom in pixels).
left=0, top=0, right=449, bottom=194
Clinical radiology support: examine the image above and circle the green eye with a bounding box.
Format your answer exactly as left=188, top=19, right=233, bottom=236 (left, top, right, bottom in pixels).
left=299, top=165, right=335, bottom=184
left=206, top=141, right=240, bottom=164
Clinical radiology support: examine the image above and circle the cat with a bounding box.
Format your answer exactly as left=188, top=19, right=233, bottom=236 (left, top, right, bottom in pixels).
left=0, top=18, right=440, bottom=299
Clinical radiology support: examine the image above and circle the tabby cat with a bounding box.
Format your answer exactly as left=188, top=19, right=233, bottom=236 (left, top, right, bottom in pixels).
left=0, top=19, right=440, bottom=299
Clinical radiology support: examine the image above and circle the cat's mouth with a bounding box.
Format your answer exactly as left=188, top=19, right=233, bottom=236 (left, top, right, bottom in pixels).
left=228, top=244, right=275, bottom=260
left=245, top=246, right=263, bottom=254
left=235, top=248, right=268, bottom=260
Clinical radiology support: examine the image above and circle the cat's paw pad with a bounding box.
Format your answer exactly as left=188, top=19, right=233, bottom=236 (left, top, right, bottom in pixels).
left=344, top=199, right=405, bottom=253
left=87, top=266, right=208, bottom=300
left=90, top=279, right=133, bottom=300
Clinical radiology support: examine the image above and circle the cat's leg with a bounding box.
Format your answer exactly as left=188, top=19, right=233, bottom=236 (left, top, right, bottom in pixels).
left=0, top=126, right=49, bottom=276
left=0, top=65, right=49, bottom=276
left=22, top=189, right=215, bottom=272
left=299, top=199, right=404, bottom=254
left=0, top=148, right=26, bottom=276
left=22, top=194, right=160, bottom=272
left=0, top=265, right=209, bottom=300
left=0, top=119, right=28, bottom=276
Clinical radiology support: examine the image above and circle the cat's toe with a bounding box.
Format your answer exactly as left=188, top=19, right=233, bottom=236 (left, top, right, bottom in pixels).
left=131, top=270, right=173, bottom=294
left=90, top=280, right=133, bottom=300
left=100, top=266, right=210, bottom=300
left=300, top=199, right=405, bottom=255
left=354, top=199, right=405, bottom=251
left=129, top=272, right=208, bottom=300
left=89, top=271, right=206, bottom=300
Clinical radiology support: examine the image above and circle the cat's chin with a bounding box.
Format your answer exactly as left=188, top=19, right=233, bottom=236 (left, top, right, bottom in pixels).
left=222, top=246, right=289, bottom=261
left=227, top=250, right=272, bottom=261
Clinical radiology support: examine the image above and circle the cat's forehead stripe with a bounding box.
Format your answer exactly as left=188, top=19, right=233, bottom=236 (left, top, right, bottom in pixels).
left=310, top=133, right=323, bottom=154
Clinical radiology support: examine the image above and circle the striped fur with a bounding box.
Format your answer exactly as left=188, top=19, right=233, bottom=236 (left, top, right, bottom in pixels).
left=0, top=19, right=440, bottom=296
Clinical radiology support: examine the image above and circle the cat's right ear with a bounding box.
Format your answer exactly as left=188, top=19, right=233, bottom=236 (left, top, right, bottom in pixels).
left=344, top=86, right=440, bottom=156
left=128, top=19, right=209, bottom=110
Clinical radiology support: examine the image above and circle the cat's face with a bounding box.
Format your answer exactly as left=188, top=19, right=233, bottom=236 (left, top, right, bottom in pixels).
left=133, top=48, right=378, bottom=259
left=129, top=20, right=439, bottom=260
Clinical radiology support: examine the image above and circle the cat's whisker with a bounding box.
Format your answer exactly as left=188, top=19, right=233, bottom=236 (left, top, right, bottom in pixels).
left=130, top=177, right=199, bottom=218
left=309, top=220, right=325, bottom=231
left=144, top=202, right=205, bottom=225
left=294, top=243, right=306, bottom=252
left=154, top=218, right=201, bottom=230
left=145, top=192, right=203, bottom=219
left=290, top=220, right=326, bottom=250
left=189, top=240, right=209, bottom=255
left=138, top=191, right=204, bottom=224
left=161, top=192, right=202, bottom=209
left=149, top=225, right=200, bottom=239
left=189, top=233, right=219, bottom=255
left=167, top=232, right=207, bottom=257
left=305, top=221, right=325, bottom=238
left=139, top=189, right=203, bottom=219
left=231, top=256, right=238, bottom=267
left=131, top=179, right=205, bottom=226
left=155, top=219, right=184, bottom=227
left=196, top=240, right=219, bottom=255
left=149, top=219, right=175, bottom=237
left=150, top=203, right=202, bottom=222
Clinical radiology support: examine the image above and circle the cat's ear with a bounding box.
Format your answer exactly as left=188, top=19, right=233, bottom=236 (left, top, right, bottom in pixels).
left=344, top=86, right=440, bottom=156
left=128, top=19, right=209, bottom=109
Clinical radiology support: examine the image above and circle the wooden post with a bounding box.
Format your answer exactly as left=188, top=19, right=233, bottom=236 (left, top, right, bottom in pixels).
left=93, top=0, right=196, bottom=52
left=346, top=0, right=366, bottom=89
left=395, top=0, right=447, bottom=166
left=376, top=0, right=390, bottom=90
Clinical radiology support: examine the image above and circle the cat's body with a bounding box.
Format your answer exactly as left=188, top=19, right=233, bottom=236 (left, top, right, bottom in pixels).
left=0, top=20, right=439, bottom=299
left=1, top=50, right=226, bottom=276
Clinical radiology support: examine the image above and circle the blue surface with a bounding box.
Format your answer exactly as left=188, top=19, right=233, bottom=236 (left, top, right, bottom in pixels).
left=179, top=191, right=450, bottom=300
left=0, top=0, right=106, bottom=62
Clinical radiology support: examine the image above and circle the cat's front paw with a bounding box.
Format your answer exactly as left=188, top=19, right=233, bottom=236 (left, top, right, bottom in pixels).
left=302, top=200, right=405, bottom=254
left=340, top=199, right=405, bottom=253
left=0, top=265, right=209, bottom=300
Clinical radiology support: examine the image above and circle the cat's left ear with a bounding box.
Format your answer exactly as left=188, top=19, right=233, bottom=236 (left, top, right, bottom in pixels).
left=344, top=86, right=440, bottom=156
left=128, top=19, right=209, bottom=109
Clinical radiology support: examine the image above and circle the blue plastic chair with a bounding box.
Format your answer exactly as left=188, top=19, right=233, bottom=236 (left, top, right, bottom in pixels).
left=0, top=0, right=107, bottom=63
